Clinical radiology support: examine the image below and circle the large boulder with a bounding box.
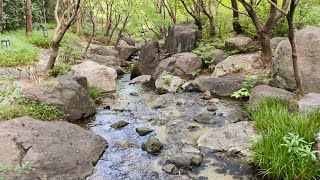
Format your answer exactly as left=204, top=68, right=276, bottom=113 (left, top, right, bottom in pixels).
left=298, top=93, right=320, bottom=113
left=211, top=53, right=261, bottom=78
left=165, top=22, right=201, bottom=55
left=117, top=43, right=140, bottom=61
left=225, top=37, right=253, bottom=51
left=192, top=75, right=245, bottom=97
left=154, top=52, right=202, bottom=80
left=72, top=61, right=117, bottom=92
left=91, top=46, right=119, bottom=56
left=22, top=75, right=96, bottom=121
left=120, top=35, right=135, bottom=46
left=271, top=37, right=286, bottom=49
left=249, top=85, right=296, bottom=109
left=197, top=121, right=254, bottom=161
left=87, top=54, right=121, bottom=67
left=0, top=117, right=107, bottom=180
left=213, top=49, right=226, bottom=65
left=273, top=26, right=320, bottom=93
left=135, top=41, right=161, bottom=78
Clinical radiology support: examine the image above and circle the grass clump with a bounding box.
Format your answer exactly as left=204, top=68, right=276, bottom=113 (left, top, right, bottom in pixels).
left=89, top=85, right=102, bottom=100
left=249, top=98, right=320, bottom=180
left=0, top=99, right=66, bottom=121
left=48, top=61, right=71, bottom=77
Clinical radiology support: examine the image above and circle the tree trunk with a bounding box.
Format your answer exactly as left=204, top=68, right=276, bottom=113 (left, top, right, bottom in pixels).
left=26, top=0, right=33, bottom=35
left=0, top=0, right=3, bottom=31
left=260, top=33, right=272, bottom=67
left=195, top=19, right=202, bottom=31
left=76, top=16, right=82, bottom=35
left=231, top=0, right=242, bottom=34
left=208, top=16, right=215, bottom=36
left=287, top=1, right=304, bottom=97
left=84, top=11, right=95, bottom=56
left=46, top=43, right=60, bottom=70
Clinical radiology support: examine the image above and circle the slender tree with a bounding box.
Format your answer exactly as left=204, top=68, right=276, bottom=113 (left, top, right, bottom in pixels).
left=45, top=0, right=83, bottom=71
left=26, top=0, right=33, bottom=35
left=230, top=0, right=242, bottom=34
left=0, top=0, right=3, bottom=32
left=180, top=0, right=203, bottom=30
left=237, top=0, right=290, bottom=67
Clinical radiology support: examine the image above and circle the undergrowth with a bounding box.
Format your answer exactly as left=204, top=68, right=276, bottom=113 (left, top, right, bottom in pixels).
left=249, top=98, right=320, bottom=179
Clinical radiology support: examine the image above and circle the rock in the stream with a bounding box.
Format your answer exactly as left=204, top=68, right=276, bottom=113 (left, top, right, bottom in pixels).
left=153, top=52, right=202, bottom=80
left=167, top=145, right=203, bottom=169
left=165, top=175, right=192, bottom=180
left=22, top=75, right=96, bottom=121
left=192, top=75, right=245, bottom=97
left=201, top=91, right=212, bottom=100
left=166, top=22, right=201, bottom=55
left=155, top=76, right=184, bottom=93
left=141, top=137, right=163, bottom=154
left=136, top=127, right=154, bottom=136
left=135, top=41, right=161, bottom=78
left=197, top=121, right=254, bottom=161
left=87, top=54, right=121, bottom=67
left=225, top=37, right=253, bottom=51
left=273, top=27, right=320, bottom=93
left=120, top=35, right=135, bottom=46
left=162, top=164, right=176, bottom=174
left=211, top=53, right=261, bottom=78
left=129, top=75, right=152, bottom=85
left=110, top=120, right=129, bottom=129
left=298, top=93, right=320, bottom=113
left=0, top=117, right=107, bottom=180
left=117, top=43, right=140, bottom=61
left=72, top=61, right=117, bottom=92
left=249, top=85, right=296, bottom=109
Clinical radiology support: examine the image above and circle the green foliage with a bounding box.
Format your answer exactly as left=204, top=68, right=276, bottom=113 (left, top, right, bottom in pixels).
left=27, top=30, right=53, bottom=48
left=160, top=71, right=173, bottom=84
left=0, top=99, right=66, bottom=121
left=231, top=75, right=258, bottom=99
left=0, top=31, right=39, bottom=67
left=192, top=42, right=215, bottom=67
left=48, top=61, right=71, bottom=77
left=59, top=43, right=83, bottom=64
left=249, top=98, right=320, bottom=179
left=89, top=85, right=102, bottom=100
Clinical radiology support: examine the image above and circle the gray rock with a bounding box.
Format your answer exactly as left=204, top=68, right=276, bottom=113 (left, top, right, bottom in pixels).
left=299, top=93, right=320, bottom=113
left=117, top=44, right=139, bottom=61
left=271, top=37, right=286, bottom=49
left=213, top=49, right=226, bottom=65
left=162, top=164, right=176, bottom=174
left=197, top=121, right=254, bottom=161
left=135, top=41, right=161, bottom=78
left=141, top=137, right=163, bottom=154
left=0, top=117, right=107, bottom=180
left=120, top=35, right=135, bottom=46
left=136, top=127, right=154, bottom=136
left=110, top=120, right=129, bottom=129
left=22, top=75, right=96, bottom=121
left=201, top=91, right=212, bottom=100
left=166, top=145, right=203, bottom=169
left=72, top=61, right=117, bottom=92
left=212, top=53, right=261, bottom=78
left=181, top=81, right=201, bottom=92
left=273, top=27, right=320, bottom=93
left=91, top=46, right=119, bottom=56
left=154, top=52, right=202, bottom=80
left=165, top=175, right=191, bottom=180
left=87, top=54, right=121, bottom=67
left=129, top=75, right=152, bottom=85
left=166, top=22, right=201, bottom=55
left=225, top=37, right=253, bottom=51
left=155, top=76, right=184, bottom=93
left=249, top=85, right=296, bottom=109
left=192, top=75, right=245, bottom=97
left=66, top=39, right=83, bottom=48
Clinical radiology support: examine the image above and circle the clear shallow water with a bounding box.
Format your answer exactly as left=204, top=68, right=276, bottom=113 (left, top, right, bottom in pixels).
left=86, top=75, right=256, bottom=180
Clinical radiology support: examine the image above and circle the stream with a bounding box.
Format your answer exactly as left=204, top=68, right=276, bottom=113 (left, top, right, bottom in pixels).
left=86, top=75, right=256, bottom=180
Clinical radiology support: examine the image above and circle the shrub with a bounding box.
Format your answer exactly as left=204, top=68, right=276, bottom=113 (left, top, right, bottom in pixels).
left=27, top=30, right=53, bottom=48
left=48, top=61, right=71, bottom=77
left=89, top=85, right=102, bottom=100
left=249, top=98, right=320, bottom=179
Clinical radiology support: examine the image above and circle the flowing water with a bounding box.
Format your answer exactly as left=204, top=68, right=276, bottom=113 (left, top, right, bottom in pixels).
left=86, top=75, right=256, bottom=180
